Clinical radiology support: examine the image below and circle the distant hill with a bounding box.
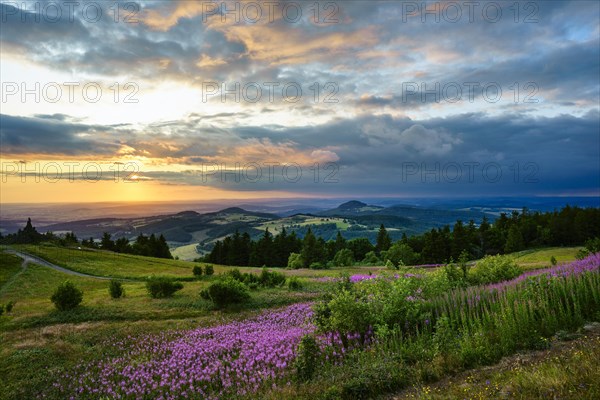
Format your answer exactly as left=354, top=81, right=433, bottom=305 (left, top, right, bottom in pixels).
left=8, top=201, right=498, bottom=260
left=318, top=202, right=490, bottom=228
left=43, top=207, right=278, bottom=245
left=320, top=201, right=385, bottom=216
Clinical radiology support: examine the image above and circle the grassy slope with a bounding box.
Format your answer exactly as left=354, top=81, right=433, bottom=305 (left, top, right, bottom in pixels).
left=0, top=245, right=590, bottom=399
left=392, top=324, right=600, bottom=400
left=14, top=244, right=201, bottom=279
left=0, top=252, right=24, bottom=292
left=512, top=246, right=582, bottom=269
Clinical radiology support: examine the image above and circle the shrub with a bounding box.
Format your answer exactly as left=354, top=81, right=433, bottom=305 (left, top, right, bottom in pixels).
left=550, top=256, right=558, bottom=266
left=200, top=288, right=210, bottom=300
left=259, top=267, right=286, bottom=287
left=288, top=276, right=304, bottom=290
left=0, top=305, right=3, bottom=316
left=108, top=280, right=124, bottom=299
left=383, top=243, right=419, bottom=267
left=584, top=237, right=600, bottom=253
left=204, top=277, right=250, bottom=308
left=295, top=335, right=321, bottom=381
left=223, top=268, right=286, bottom=288
left=193, top=265, right=203, bottom=277
left=146, top=277, right=184, bottom=299
left=362, top=251, right=380, bottom=265
left=5, top=301, right=14, bottom=313
left=204, top=264, right=214, bottom=276
left=333, top=249, right=354, bottom=267
left=51, top=281, right=83, bottom=311
left=576, top=249, right=589, bottom=260
left=468, top=255, right=522, bottom=285
left=310, top=261, right=327, bottom=269
left=226, top=268, right=243, bottom=281
left=576, top=238, right=600, bottom=260
left=287, top=252, right=304, bottom=269
left=444, top=257, right=469, bottom=289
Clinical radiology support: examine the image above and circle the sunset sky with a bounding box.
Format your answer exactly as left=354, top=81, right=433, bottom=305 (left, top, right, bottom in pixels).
left=1, top=0, right=599, bottom=203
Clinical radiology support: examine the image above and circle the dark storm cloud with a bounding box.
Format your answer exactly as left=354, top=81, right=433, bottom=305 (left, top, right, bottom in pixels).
left=1, top=107, right=598, bottom=195
left=0, top=114, right=121, bottom=155
left=1, top=1, right=598, bottom=197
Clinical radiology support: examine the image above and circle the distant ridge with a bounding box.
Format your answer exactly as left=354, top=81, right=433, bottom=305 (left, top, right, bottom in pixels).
left=338, top=200, right=368, bottom=210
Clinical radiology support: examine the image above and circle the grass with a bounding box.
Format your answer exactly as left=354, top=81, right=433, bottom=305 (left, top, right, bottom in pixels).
left=0, top=245, right=594, bottom=400
left=170, top=242, right=203, bottom=260
left=394, top=324, right=600, bottom=399
left=14, top=243, right=227, bottom=279
left=257, top=216, right=351, bottom=233
left=512, top=246, right=583, bottom=267
left=0, top=261, right=320, bottom=330
left=0, top=248, right=322, bottom=400
left=0, top=252, right=24, bottom=293
left=13, top=242, right=395, bottom=279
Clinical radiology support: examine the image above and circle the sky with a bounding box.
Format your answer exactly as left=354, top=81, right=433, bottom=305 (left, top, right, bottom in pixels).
left=0, top=0, right=599, bottom=203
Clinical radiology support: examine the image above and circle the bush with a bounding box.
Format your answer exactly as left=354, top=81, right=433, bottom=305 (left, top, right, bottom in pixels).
left=333, top=249, right=354, bottom=267
left=5, top=301, right=14, bottom=313
left=383, top=243, right=419, bottom=267
left=295, top=335, right=321, bottom=381
left=0, top=305, right=3, bottom=316
left=288, top=276, right=304, bottom=290
left=193, top=265, right=203, bottom=277
left=259, top=267, right=286, bottom=287
left=51, top=281, right=83, bottom=311
left=223, top=268, right=286, bottom=288
left=362, top=251, right=380, bottom=265
left=584, top=237, right=600, bottom=253
left=310, top=261, right=328, bottom=269
left=468, top=255, right=522, bottom=285
left=108, top=280, right=124, bottom=299
left=146, top=277, right=183, bottom=298
left=550, top=256, right=558, bottom=266
left=204, top=264, right=214, bottom=276
left=287, top=253, right=304, bottom=269
left=576, top=249, right=590, bottom=260
left=204, top=277, right=250, bottom=308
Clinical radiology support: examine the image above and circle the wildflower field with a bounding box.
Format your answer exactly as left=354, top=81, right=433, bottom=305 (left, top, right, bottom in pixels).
left=1, top=246, right=598, bottom=399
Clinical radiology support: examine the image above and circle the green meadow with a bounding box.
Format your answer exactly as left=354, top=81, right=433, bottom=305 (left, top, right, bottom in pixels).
left=0, top=244, right=595, bottom=399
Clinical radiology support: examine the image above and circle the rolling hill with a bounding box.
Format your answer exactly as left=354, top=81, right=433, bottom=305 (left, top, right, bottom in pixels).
left=8, top=201, right=495, bottom=260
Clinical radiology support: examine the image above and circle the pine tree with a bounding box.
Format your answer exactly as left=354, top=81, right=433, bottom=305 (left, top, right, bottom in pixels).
left=375, top=224, right=391, bottom=254
left=301, top=228, right=319, bottom=268
left=504, top=225, right=524, bottom=253
left=101, top=232, right=115, bottom=251
left=334, top=231, right=346, bottom=253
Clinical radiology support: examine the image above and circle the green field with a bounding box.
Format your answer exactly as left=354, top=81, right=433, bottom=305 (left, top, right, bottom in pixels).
left=0, top=252, right=23, bottom=291
left=512, top=246, right=583, bottom=263
left=0, top=245, right=596, bottom=400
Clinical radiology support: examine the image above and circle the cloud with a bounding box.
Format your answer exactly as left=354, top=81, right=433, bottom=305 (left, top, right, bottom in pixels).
left=0, top=114, right=121, bottom=156
left=3, top=109, right=597, bottom=196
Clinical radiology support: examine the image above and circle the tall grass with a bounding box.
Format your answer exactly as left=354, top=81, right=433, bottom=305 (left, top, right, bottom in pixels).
left=293, top=253, right=600, bottom=399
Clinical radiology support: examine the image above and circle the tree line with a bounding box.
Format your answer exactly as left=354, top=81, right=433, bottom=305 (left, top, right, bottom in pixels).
left=3, top=205, right=599, bottom=266
left=0, top=219, right=172, bottom=259
left=205, top=205, right=600, bottom=268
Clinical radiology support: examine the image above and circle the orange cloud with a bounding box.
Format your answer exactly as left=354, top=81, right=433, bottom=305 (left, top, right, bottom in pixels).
left=142, top=1, right=205, bottom=31
left=219, top=25, right=379, bottom=65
